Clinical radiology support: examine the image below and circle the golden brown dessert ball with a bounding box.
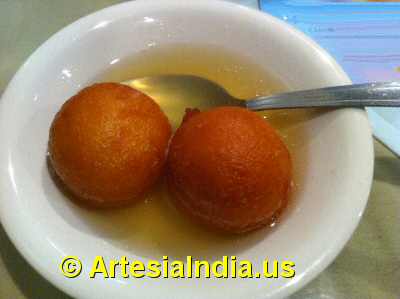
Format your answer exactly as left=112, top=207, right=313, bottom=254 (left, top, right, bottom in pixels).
left=167, top=107, right=292, bottom=233
left=49, top=83, right=171, bottom=207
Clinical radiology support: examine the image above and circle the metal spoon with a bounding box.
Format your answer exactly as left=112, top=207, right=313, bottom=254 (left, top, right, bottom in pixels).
left=125, top=75, right=400, bottom=126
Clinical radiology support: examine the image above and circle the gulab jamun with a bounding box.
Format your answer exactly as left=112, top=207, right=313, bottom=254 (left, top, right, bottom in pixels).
left=167, top=106, right=292, bottom=233
left=49, top=83, right=171, bottom=207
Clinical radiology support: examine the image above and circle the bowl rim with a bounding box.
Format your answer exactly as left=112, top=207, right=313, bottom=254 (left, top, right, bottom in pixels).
left=0, top=0, right=374, bottom=298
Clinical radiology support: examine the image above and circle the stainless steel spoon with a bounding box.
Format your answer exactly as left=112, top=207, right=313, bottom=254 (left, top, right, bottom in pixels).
left=125, top=75, right=400, bottom=127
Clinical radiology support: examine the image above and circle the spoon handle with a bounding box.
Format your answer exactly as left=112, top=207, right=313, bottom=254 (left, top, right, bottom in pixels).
left=246, top=82, right=400, bottom=110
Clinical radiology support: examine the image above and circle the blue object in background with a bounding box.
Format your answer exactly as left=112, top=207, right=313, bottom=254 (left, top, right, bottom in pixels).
left=259, top=0, right=400, bottom=155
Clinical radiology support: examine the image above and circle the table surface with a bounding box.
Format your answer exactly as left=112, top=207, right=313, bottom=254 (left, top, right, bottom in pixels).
left=0, top=1, right=399, bottom=299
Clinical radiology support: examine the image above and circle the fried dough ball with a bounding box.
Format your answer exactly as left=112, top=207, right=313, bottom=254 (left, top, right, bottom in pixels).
left=167, top=107, right=292, bottom=233
left=49, top=83, right=171, bottom=207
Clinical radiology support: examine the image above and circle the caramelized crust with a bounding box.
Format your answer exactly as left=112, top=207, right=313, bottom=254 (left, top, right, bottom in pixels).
left=49, top=83, right=171, bottom=207
left=167, top=107, right=292, bottom=233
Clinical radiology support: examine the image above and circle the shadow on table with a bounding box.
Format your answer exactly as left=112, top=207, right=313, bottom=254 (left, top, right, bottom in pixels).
left=0, top=224, right=72, bottom=299
left=374, top=156, right=400, bottom=187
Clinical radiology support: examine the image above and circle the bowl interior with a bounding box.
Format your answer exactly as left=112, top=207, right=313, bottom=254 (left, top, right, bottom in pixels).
left=0, top=1, right=373, bottom=299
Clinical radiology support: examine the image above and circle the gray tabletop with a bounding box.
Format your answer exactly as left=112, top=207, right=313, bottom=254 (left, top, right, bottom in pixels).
left=0, top=1, right=399, bottom=299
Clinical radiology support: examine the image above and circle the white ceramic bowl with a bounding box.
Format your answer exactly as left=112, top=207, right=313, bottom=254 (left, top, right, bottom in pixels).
left=0, top=1, right=373, bottom=298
